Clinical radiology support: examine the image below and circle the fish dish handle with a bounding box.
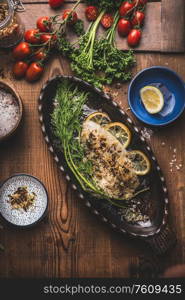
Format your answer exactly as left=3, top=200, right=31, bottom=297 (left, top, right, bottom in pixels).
left=144, top=223, right=177, bottom=256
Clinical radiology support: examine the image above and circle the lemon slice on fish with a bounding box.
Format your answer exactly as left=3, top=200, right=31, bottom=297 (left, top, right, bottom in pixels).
left=140, top=86, right=164, bottom=114
left=126, top=150, right=151, bottom=175
left=86, top=112, right=111, bottom=126
left=105, top=122, right=131, bottom=148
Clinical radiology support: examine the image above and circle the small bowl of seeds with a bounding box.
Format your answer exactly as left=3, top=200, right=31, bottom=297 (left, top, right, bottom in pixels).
left=0, top=174, right=48, bottom=228
left=0, top=80, right=23, bottom=142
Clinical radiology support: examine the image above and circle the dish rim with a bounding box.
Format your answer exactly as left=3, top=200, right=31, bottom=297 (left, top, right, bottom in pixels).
left=38, top=74, right=170, bottom=239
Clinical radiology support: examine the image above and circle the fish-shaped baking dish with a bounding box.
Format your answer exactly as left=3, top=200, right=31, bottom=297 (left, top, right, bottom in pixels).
left=38, top=75, right=176, bottom=255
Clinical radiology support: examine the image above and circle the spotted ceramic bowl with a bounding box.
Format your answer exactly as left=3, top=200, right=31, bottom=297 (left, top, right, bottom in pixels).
left=0, top=174, right=48, bottom=228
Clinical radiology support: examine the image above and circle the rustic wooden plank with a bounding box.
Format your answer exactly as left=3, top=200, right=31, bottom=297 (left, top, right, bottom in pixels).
left=0, top=54, right=79, bottom=278
left=161, top=0, right=185, bottom=52
left=18, top=2, right=184, bottom=53
left=1, top=49, right=185, bottom=278
left=127, top=53, right=185, bottom=271
left=0, top=52, right=122, bottom=278
left=0, top=2, right=185, bottom=279
left=1, top=50, right=185, bottom=278
left=19, top=2, right=161, bottom=52
left=22, top=0, right=75, bottom=3
left=116, top=2, right=161, bottom=52
left=21, top=0, right=162, bottom=3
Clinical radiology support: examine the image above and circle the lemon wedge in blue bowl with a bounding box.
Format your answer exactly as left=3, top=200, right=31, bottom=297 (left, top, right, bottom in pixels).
left=128, top=66, right=185, bottom=126
left=140, top=85, right=164, bottom=114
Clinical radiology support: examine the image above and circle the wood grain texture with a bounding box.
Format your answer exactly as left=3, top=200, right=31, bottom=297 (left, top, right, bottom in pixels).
left=22, top=0, right=75, bottom=3
left=161, top=0, right=185, bottom=52
left=19, top=2, right=185, bottom=53
left=0, top=2, right=185, bottom=278
left=18, top=2, right=162, bottom=52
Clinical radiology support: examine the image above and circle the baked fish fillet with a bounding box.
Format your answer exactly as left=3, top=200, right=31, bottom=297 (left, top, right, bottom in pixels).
left=81, top=120, right=140, bottom=200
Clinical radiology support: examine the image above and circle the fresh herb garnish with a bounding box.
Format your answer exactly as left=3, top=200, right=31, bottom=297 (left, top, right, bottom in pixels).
left=71, top=19, right=85, bottom=36
left=70, top=10, right=106, bottom=88
left=65, top=11, right=135, bottom=88
left=93, top=12, right=135, bottom=85
left=85, top=0, right=123, bottom=11
left=57, top=34, right=74, bottom=58
left=51, top=80, right=103, bottom=194
left=52, top=80, right=149, bottom=209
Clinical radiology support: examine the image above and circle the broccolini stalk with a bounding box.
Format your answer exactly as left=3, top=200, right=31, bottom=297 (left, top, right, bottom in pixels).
left=71, top=10, right=105, bottom=73
left=84, top=11, right=105, bottom=67
left=106, top=11, right=120, bottom=46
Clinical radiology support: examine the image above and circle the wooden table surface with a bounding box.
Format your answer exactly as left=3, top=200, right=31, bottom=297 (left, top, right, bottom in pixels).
left=0, top=1, right=185, bottom=278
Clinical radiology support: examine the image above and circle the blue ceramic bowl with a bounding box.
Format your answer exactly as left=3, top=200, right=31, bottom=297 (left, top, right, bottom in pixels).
left=128, top=66, right=185, bottom=126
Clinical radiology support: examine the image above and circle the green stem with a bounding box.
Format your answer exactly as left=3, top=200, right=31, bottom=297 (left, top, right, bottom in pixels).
left=84, top=10, right=105, bottom=54
left=106, top=11, right=119, bottom=46
left=132, top=187, right=150, bottom=198
left=64, top=142, right=87, bottom=190
left=66, top=145, right=109, bottom=196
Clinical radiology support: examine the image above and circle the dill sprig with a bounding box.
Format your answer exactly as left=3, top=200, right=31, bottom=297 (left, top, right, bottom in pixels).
left=51, top=80, right=149, bottom=208
left=51, top=80, right=106, bottom=195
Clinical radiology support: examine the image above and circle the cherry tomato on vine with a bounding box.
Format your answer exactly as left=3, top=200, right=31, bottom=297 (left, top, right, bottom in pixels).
left=85, top=6, right=99, bottom=21
left=33, top=50, right=47, bottom=61
left=127, top=29, right=141, bottom=47
left=12, top=61, right=29, bottom=79
left=13, top=42, right=31, bottom=60
left=119, top=1, right=135, bottom=17
left=62, top=9, right=78, bottom=24
left=133, top=0, right=147, bottom=6
left=26, top=62, right=44, bottom=82
left=117, top=18, right=132, bottom=37
left=131, top=11, right=145, bottom=26
left=49, top=0, right=65, bottom=9
left=37, top=16, right=51, bottom=32
left=101, top=14, right=114, bottom=29
left=40, top=33, right=56, bottom=43
left=24, top=29, right=40, bottom=44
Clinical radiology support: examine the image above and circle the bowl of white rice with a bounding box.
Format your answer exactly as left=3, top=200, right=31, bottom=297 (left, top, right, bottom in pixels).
left=0, top=80, right=23, bottom=142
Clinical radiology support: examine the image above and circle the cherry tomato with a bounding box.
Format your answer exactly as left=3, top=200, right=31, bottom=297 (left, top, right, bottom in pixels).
left=119, top=1, right=135, bottom=17
left=131, top=11, right=145, bottom=26
left=40, top=33, right=56, bottom=43
left=127, top=29, right=141, bottom=47
left=133, top=0, right=147, bottom=6
left=101, top=14, right=114, bottom=29
left=13, top=42, right=31, bottom=60
left=26, top=62, right=44, bottom=82
left=37, top=16, right=51, bottom=32
left=49, top=0, right=64, bottom=9
left=85, top=6, right=99, bottom=21
left=24, top=29, right=40, bottom=44
left=117, top=18, right=132, bottom=37
left=33, top=50, right=47, bottom=61
left=12, top=61, right=29, bottom=79
left=62, top=9, right=78, bottom=25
